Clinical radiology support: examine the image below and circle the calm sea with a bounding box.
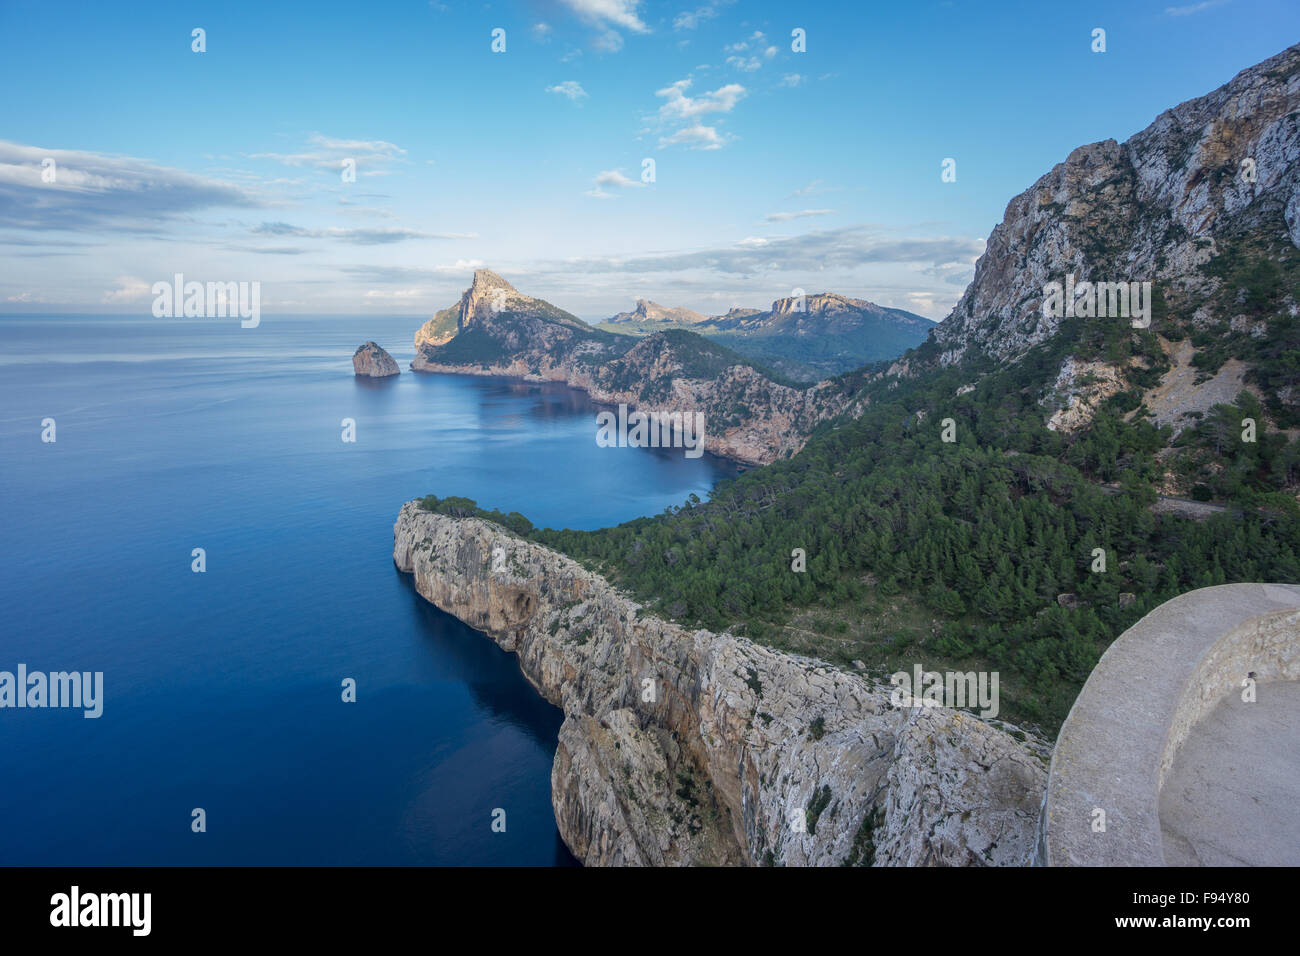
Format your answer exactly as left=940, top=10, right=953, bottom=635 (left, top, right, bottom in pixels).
left=0, top=313, right=736, bottom=865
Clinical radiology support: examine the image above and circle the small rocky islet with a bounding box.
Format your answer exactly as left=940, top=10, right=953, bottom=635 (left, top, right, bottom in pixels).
left=352, top=341, right=400, bottom=377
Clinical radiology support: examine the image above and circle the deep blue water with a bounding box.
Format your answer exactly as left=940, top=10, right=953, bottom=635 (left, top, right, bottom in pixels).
left=0, top=314, right=737, bottom=865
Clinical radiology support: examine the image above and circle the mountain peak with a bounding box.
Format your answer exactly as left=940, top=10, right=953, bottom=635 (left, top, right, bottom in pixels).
left=468, top=268, right=519, bottom=300
left=930, top=40, right=1300, bottom=370
left=606, top=299, right=708, bottom=326
left=414, top=269, right=587, bottom=351
left=462, top=269, right=527, bottom=324
left=770, top=290, right=868, bottom=315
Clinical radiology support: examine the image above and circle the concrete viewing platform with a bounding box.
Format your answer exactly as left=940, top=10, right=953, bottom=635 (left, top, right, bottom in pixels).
left=1037, top=583, right=1300, bottom=866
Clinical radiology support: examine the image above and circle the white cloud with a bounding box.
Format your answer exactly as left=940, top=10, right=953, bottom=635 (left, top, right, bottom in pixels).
left=530, top=226, right=984, bottom=277
left=0, top=140, right=260, bottom=233
left=559, top=0, right=648, bottom=52
left=434, top=259, right=487, bottom=273
left=650, top=78, right=745, bottom=150
left=1165, top=0, right=1229, bottom=14
left=585, top=168, right=647, bottom=197
left=247, top=133, right=407, bottom=176
left=655, top=78, right=746, bottom=120
left=764, top=209, right=835, bottom=223
left=725, top=30, right=766, bottom=52
left=674, top=6, right=717, bottom=30
left=251, top=222, right=475, bottom=244
left=592, top=30, right=624, bottom=52
left=547, top=80, right=589, bottom=101
left=363, top=288, right=425, bottom=300
left=778, top=73, right=805, bottom=87
left=102, top=277, right=153, bottom=303
left=790, top=179, right=836, bottom=198
left=658, top=124, right=728, bottom=150
left=560, top=0, right=648, bottom=33
left=594, top=170, right=642, bottom=188
left=660, top=125, right=733, bottom=151
left=531, top=22, right=553, bottom=41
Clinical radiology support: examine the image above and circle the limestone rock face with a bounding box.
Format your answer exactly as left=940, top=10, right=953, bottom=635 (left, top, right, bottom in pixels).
left=930, top=43, right=1300, bottom=370
left=393, top=502, right=1048, bottom=866
left=1043, top=357, right=1128, bottom=433
left=874, top=709, right=1050, bottom=866
left=352, top=341, right=400, bottom=377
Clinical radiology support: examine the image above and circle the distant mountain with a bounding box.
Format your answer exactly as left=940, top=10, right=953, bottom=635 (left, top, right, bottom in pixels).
left=410, top=270, right=853, bottom=464
left=602, top=299, right=709, bottom=331
left=596, top=292, right=933, bottom=380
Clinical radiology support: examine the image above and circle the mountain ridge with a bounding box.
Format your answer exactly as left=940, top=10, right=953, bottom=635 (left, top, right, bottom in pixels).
left=597, top=290, right=933, bottom=379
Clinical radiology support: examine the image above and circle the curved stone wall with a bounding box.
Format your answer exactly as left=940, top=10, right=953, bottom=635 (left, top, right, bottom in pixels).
left=1037, top=583, right=1300, bottom=866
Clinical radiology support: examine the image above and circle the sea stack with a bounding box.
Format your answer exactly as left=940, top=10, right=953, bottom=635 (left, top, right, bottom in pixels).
left=353, top=341, right=400, bottom=377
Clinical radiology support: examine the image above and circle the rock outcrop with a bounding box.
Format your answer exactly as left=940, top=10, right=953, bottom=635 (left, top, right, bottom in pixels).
left=353, top=341, right=400, bottom=377
left=394, top=501, right=1048, bottom=866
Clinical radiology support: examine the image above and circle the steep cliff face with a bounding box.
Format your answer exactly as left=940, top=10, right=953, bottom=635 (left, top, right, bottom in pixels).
left=929, top=43, right=1300, bottom=434
left=394, top=501, right=1047, bottom=866
left=410, top=271, right=850, bottom=465
left=934, top=44, right=1300, bottom=367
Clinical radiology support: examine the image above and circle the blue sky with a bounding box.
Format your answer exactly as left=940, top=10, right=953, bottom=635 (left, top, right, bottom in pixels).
left=1, top=0, right=1296, bottom=320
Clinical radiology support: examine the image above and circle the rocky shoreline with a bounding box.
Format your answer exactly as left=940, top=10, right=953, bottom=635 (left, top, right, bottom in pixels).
left=393, top=500, right=1048, bottom=866
left=411, top=354, right=841, bottom=466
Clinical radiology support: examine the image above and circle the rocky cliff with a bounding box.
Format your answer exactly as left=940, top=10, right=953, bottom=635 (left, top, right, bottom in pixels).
left=411, top=270, right=852, bottom=465
left=352, top=341, right=400, bottom=377
left=394, top=501, right=1047, bottom=866
left=928, top=42, right=1300, bottom=437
